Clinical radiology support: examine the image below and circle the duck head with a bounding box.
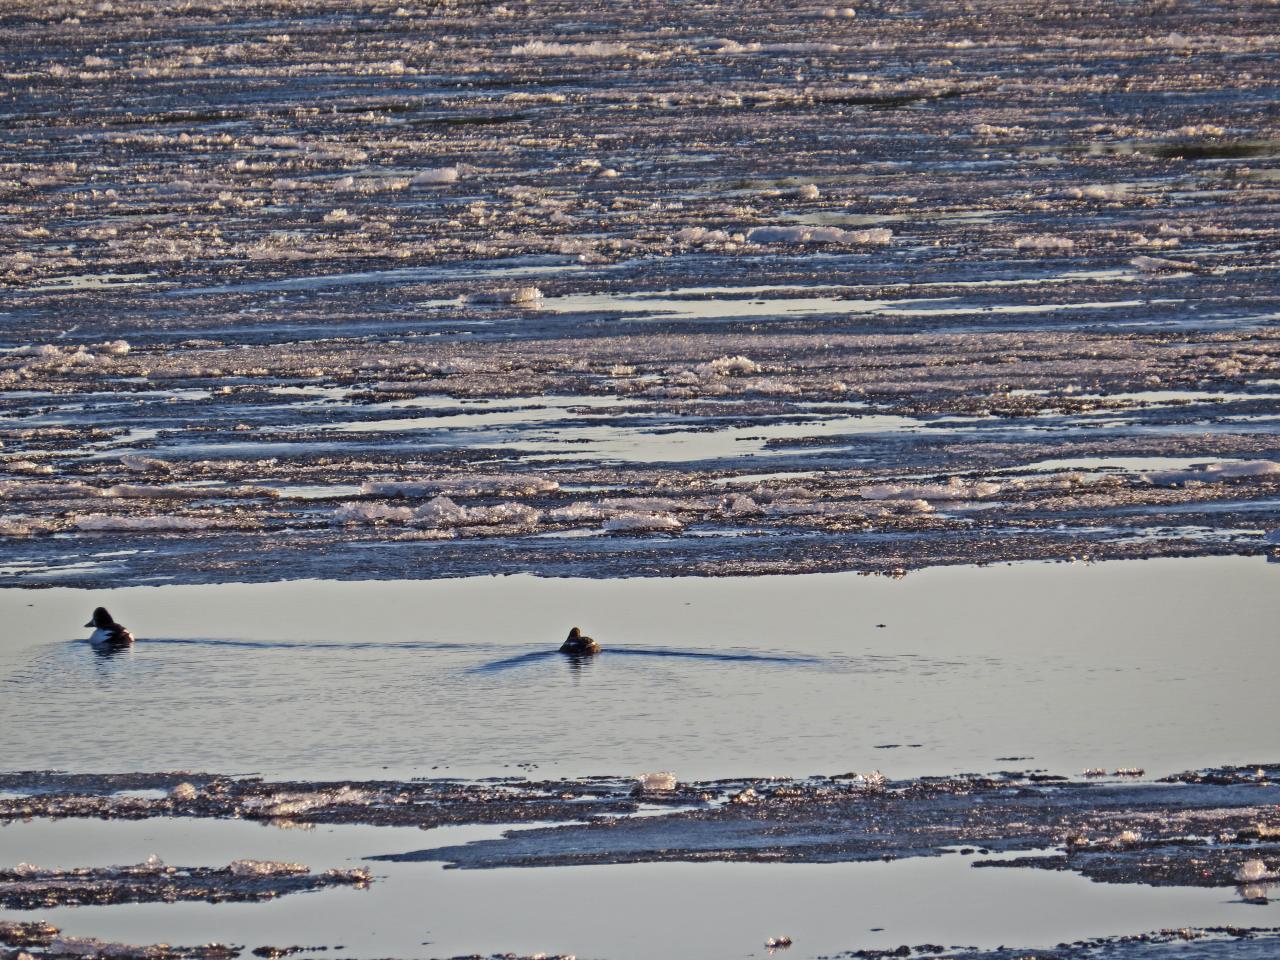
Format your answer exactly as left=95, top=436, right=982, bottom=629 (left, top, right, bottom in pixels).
left=85, top=607, right=114, bottom=629
left=566, top=627, right=582, bottom=641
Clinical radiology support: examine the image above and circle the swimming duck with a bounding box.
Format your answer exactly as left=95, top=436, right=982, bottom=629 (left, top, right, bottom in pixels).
left=85, top=607, right=134, bottom=646
left=559, top=627, right=600, bottom=656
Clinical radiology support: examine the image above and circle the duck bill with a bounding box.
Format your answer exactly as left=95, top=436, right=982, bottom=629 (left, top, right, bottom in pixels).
left=84, top=620, right=94, bottom=627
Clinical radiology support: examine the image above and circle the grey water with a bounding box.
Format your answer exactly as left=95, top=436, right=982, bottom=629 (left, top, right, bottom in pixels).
left=1, top=555, right=1275, bottom=782
left=2, top=816, right=1278, bottom=960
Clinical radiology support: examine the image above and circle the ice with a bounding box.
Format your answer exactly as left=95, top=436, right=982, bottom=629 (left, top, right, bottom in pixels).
left=602, top=512, right=684, bottom=533
left=361, top=474, right=559, bottom=496
left=511, top=40, right=639, bottom=58
left=414, top=494, right=470, bottom=526
left=416, top=496, right=540, bottom=529
left=694, top=355, right=762, bottom=377
left=227, top=859, right=308, bottom=877
left=725, top=494, right=761, bottom=516
left=467, top=286, right=544, bottom=304
left=674, top=227, right=737, bottom=246
left=636, top=771, right=678, bottom=791
left=334, top=502, right=415, bottom=524
left=2, top=0, right=1279, bottom=584
left=1141, top=460, right=1280, bottom=486
left=860, top=478, right=1002, bottom=501
left=1235, top=859, right=1272, bottom=883
left=708, top=40, right=842, bottom=54
left=119, top=457, right=174, bottom=474
left=238, top=787, right=377, bottom=818
left=73, top=515, right=228, bottom=532
left=1014, top=235, right=1075, bottom=253
left=1131, top=254, right=1199, bottom=273
left=1065, top=185, right=1132, bottom=201
left=747, top=226, right=892, bottom=245
left=411, top=167, right=460, bottom=186
left=0, top=516, right=50, bottom=537
left=102, top=484, right=280, bottom=500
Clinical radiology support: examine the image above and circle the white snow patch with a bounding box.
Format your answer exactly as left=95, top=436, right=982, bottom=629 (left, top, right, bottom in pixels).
left=675, top=227, right=735, bottom=246
left=411, top=166, right=460, bottom=186
left=695, top=355, right=761, bottom=377
left=119, top=455, right=174, bottom=474
left=1064, top=184, right=1132, bottom=201
left=334, top=502, right=415, bottom=524
left=468, top=286, right=544, bottom=305
left=748, top=225, right=891, bottom=245
left=861, top=478, right=1002, bottom=501
left=511, top=40, right=640, bottom=58
left=1236, top=859, right=1274, bottom=883
left=1014, top=234, right=1075, bottom=253
left=602, top=512, right=684, bottom=533
left=414, top=495, right=540, bottom=528
left=708, top=39, right=842, bottom=54
left=228, top=859, right=309, bottom=877
left=637, top=771, right=678, bottom=791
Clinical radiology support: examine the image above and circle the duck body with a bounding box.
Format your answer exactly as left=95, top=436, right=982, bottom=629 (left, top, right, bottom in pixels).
left=85, top=607, right=134, bottom=646
left=559, top=627, right=600, bottom=656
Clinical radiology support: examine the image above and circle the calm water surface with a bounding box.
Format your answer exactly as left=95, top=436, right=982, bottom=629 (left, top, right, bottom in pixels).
left=1, top=555, right=1275, bottom=781
left=2, top=816, right=1278, bottom=960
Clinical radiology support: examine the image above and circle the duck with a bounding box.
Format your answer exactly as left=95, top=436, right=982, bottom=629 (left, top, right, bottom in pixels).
left=559, top=627, right=600, bottom=656
left=84, top=607, right=134, bottom=646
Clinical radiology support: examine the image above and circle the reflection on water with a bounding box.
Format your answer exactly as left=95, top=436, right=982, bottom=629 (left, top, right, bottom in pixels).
left=474, top=646, right=824, bottom=674
left=1, top=556, right=1276, bottom=782
left=1, top=816, right=1277, bottom=960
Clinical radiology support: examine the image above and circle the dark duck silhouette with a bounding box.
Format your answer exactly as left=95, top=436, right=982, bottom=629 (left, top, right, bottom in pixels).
left=559, top=627, right=600, bottom=656
left=85, top=607, right=134, bottom=647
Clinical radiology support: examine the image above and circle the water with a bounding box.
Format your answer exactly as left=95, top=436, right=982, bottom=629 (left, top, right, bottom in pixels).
left=2, top=817, right=1277, bottom=960
left=3, top=3, right=1280, bottom=955
left=1, top=556, right=1275, bottom=782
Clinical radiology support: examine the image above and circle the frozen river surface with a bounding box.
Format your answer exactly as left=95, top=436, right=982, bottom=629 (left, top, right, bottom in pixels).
left=2, top=3, right=1280, bottom=957
left=1, top=0, right=1279, bottom=584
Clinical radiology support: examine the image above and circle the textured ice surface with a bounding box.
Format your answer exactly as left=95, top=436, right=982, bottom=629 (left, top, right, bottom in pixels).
left=1, top=0, right=1279, bottom=585
left=6, top=770, right=1280, bottom=959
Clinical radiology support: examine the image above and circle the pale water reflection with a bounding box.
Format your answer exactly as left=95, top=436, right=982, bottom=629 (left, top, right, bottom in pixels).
left=1, top=817, right=1277, bottom=960
left=0, top=556, right=1275, bottom=781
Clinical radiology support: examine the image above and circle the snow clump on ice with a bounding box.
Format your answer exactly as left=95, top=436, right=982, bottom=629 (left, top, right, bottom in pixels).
left=228, top=859, right=308, bottom=877
left=511, top=40, right=640, bottom=58
left=1014, top=235, right=1075, bottom=253
left=748, top=225, right=891, bottom=245
left=695, top=355, right=761, bottom=377
left=411, top=166, right=460, bottom=186
left=637, top=771, right=678, bottom=791
left=603, top=512, right=683, bottom=532
left=467, top=286, right=543, bottom=304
